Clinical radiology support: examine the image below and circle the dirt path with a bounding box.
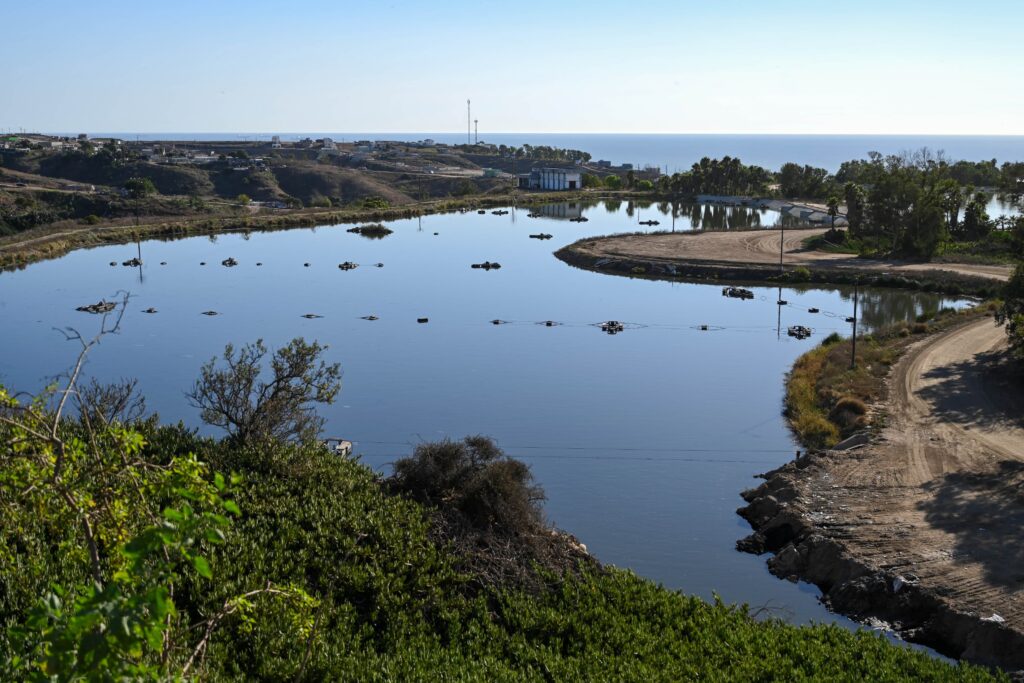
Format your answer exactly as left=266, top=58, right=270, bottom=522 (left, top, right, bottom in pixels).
left=568, top=228, right=1013, bottom=282
left=742, top=317, right=1024, bottom=666
left=821, top=319, right=1024, bottom=625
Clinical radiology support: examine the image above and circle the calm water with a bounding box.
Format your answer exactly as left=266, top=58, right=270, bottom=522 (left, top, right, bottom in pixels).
left=0, top=201, right=966, bottom=633
left=77, top=133, right=1024, bottom=173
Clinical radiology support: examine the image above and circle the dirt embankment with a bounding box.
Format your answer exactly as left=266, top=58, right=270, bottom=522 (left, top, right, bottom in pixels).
left=739, top=318, right=1024, bottom=671
left=557, top=229, right=1012, bottom=295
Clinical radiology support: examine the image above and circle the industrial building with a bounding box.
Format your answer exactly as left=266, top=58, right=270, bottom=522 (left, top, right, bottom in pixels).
left=519, top=167, right=582, bottom=191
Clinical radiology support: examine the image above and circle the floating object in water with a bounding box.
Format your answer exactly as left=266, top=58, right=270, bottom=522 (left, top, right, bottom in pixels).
left=808, top=307, right=819, bottom=313
left=527, top=213, right=541, bottom=218
left=599, top=320, right=625, bottom=335
left=303, top=262, right=311, bottom=267
left=490, top=319, right=508, bottom=325
left=470, top=261, right=501, bottom=270
left=301, top=313, right=323, bottom=319
left=639, top=219, right=660, bottom=226
left=477, top=209, right=486, bottom=214
left=569, top=216, right=589, bottom=222
left=722, top=286, right=754, bottom=300
left=700, top=324, right=709, bottom=331
left=76, top=300, right=117, bottom=314
left=201, top=310, right=219, bottom=316
left=374, top=263, right=384, bottom=268
left=199, top=262, right=206, bottom=266
left=541, top=320, right=558, bottom=327
left=529, top=233, right=553, bottom=240
left=417, top=317, right=429, bottom=324
left=256, top=262, right=263, bottom=266
left=491, top=209, right=509, bottom=215
left=433, top=232, right=439, bottom=235
left=109, top=261, right=117, bottom=266
left=338, top=261, right=358, bottom=270
left=160, top=261, right=167, bottom=266
left=361, top=315, right=379, bottom=321
left=221, top=257, right=238, bottom=267
left=777, top=299, right=788, bottom=306
left=122, top=257, right=142, bottom=267
left=142, top=307, right=158, bottom=314
left=788, top=325, right=812, bottom=340
left=845, top=316, right=856, bottom=323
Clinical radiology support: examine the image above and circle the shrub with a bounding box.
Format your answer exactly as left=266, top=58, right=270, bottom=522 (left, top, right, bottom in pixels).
left=829, top=396, right=869, bottom=433
left=390, top=436, right=545, bottom=535
left=821, top=332, right=844, bottom=346
left=912, top=322, right=929, bottom=334
left=83, top=214, right=101, bottom=225
left=792, top=266, right=811, bottom=282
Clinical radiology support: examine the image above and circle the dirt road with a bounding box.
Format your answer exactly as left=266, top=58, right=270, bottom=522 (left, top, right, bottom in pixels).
left=820, top=319, right=1024, bottom=622
left=742, top=317, right=1024, bottom=666
left=568, top=228, right=1013, bottom=282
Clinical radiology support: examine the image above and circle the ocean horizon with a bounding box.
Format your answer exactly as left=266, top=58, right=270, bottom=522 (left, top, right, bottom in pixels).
left=54, top=132, right=1024, bottom=173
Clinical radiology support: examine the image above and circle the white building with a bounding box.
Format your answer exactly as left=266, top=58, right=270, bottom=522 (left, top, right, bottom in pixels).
left=271, top=135, right=282, bottom=148
left=521, top=167, right=582, bottom=191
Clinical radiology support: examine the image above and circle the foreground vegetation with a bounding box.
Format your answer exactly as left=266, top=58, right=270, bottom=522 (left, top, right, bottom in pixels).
left=0, top=326, right=1005, bottom=680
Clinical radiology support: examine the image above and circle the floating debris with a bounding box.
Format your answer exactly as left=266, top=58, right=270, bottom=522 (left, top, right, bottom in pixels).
left=527, top=213, right=541, bottom=218
left=477, top=210, right=486, bottom=215
left=122, top=258, right=142, bottom=267
left=470, top=261, right=502, bottom=270
left=808, top=307, right=819, bottom=313
left=76, top=300, right=117, bottom=314
left=700, top=324, right=709, bottom=331
left=256, top=262, right=263, bottom=266
left=301, top=313, right=323, bottom=319
left=142, top=307, right=158, bottom=314
left=433, top=232, right=439, bottom=235
left=539, top=320, right=559, bottom=327
left=529, top=233, right=553, bottom=240
left=361, top=315, right=379, bottom=321
left=599, top=320, right=625, bottom=335
left=160, top=261, right=167, bottom=266
left=374, top=263, right=384, bottom=268
left=221, top=257, right=239, bottom=267
left=777, top=299, right=788, bottom=306
left=722, top=286, right=754, bottom=300
left=788, top=325, right=812, bottom=340
left=569, top=216, right=589, bottom=223
left=490, top=319, right=508, bottom=325
left=338, top=261, right=359, bottom=270
left=846, top=316, right=856, bottom=323
left=201, top=310, right=219, bottom=316
left=109, top=261, right=117, bottom=266
left=491, top=210, right=509, bottom=216
left=417, top=317, right=429, bottom=324
left=304, top=262, right=311, bottom=267
left=347, top=224, right=393, bottom=239
left=639, top=220, right=660, bottom=226
left=200, top=262, right=206, bottom=266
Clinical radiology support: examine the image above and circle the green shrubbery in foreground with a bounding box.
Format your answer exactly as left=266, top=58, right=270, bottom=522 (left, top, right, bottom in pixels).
left=0, top=357, right=1005, bottom=680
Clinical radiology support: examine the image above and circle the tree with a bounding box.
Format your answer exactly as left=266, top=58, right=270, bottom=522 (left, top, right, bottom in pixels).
left=581, top=173, right=603, bottom=189
left=844, top=183, right=867, bottom=236
left=626, top=170, right=636, bottom=189
left=826, top=195, right=840, bottom=229
left=235, top=193, right=251, bottom=206
left=996, top=264, right=1024, bottom=360
left=124, top=177, right=156, bottom=199
left=604, top=175, right=622, bottom=190
left=188, top=338, right=342, bottom=446
left=961, top=191, right=991, bottom=241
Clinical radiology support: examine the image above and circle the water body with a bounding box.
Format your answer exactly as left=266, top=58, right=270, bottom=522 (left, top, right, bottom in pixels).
left=74, top=132, right=1024, bottom=173
left=0, top=202, right=966, bottom=633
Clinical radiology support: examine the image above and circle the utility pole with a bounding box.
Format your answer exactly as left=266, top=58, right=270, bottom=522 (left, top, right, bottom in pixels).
left=850, top=280, right=859, bottom=369
left=779, top=222, right=785, bottom=274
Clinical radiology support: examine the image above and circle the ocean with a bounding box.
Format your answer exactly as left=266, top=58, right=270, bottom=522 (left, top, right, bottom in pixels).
left=75, top=133, right=1024, bottom=173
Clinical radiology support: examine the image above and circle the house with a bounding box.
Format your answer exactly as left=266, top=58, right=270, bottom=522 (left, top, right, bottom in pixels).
left=271, top=135, right=282, bottom=148
left=519, top=167, right=582, bottom=191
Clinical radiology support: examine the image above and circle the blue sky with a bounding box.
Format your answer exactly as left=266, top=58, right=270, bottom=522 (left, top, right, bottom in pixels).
left=3, top=0, right=1022, bottom=134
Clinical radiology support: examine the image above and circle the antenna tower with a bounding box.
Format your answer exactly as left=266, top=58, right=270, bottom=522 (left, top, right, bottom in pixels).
left=474, top=119, right=478, bottom=144
left=467, top=99, right=471, bottom=144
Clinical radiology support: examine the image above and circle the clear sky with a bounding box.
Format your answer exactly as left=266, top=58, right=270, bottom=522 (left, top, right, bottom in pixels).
left=3, top=0, right=1022, bottom=135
